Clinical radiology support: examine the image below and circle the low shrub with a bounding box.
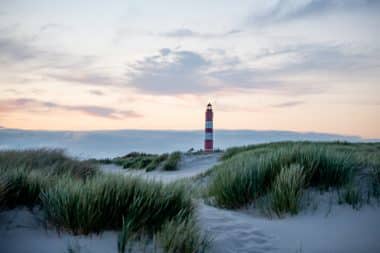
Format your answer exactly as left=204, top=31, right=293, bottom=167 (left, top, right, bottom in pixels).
left=41, top=174, right=194, bottom=235
left=162, top=152, right=181, bottom=171
left=269, top=164, right=305, bottom=216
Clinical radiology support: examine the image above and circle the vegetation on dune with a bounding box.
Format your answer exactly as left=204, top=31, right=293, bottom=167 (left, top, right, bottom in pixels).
left=366, top=153, right=380, bottom=199
left=117, top=211, right=209, bottom=253
left=208, top=142, right=380, bottom=215
left=3, top=143, right=379, bottom=251
left=338, top=184, right=362, bottom=210
left=220, top=142, right=292, bottom=161
left=41, top=175, right=193, bottom=235
left=112, top=152, right=162, bottom=170
left=162, top=151, right=181, bottom=171
left=1, top=169, right=53, bottom=208
left=371, top=167, right=380, bottom=198
left=208, top=157, right=265, bottom=208
left=156, top=212, right=210, bottom=253
left=0, top=149, right=205, bottom=252
left=269, top=164, right=306, bottom=216
left=101, top=151, right=178, bottom=172
left=0, top=149, right=97, bottom=179
left=146, top=153, right=169, bottom=172
left=0, top=174, right=10, bottom=208
left=0, top=149, right=98, bottom=209
left=221, top=141, right=380, bottom=161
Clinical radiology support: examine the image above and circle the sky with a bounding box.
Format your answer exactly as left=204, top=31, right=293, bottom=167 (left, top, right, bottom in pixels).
left=0, top=0, right=379, bottom=138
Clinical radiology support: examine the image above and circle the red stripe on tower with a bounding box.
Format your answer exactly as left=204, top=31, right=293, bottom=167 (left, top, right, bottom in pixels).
left=204, top=103, right=213, bottom=152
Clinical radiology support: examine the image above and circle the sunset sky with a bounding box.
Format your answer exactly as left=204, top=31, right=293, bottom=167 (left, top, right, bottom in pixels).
left=0, top=0, right=379, bottom=138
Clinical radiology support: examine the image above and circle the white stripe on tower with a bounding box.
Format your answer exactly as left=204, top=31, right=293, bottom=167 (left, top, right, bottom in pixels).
left=205, top=121, right=213, bottom=129
left=205, top=132, right=213, bottom=140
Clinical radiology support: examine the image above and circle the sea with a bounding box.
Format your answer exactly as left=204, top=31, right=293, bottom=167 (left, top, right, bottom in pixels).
left=0, top=128, right=375, bottom=159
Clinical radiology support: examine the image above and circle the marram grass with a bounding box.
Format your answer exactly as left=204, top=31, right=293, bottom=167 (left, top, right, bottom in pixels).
left=270, top=164, right=306, bottom=216
left=338, top=184, right=362, bottom=209
left=41, top=174, right=194, bottom=235
left=0, top=149, right=98, bottom=179
left=162, top=151, right=181, bottom=171
left=0, top=168, right=60, bottom=208
left=156, top=212, right=210, bottom=253
left=208, top=143, right=357, bottom=209
left=208, top=156, right=266, bottom=208
left=117, top=211, right=210, bottom=253
left=0, top=149, right=98, bottom=209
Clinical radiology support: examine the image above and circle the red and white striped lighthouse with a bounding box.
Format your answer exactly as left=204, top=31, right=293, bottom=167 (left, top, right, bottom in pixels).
left=204, top=103, right=213, bottom=152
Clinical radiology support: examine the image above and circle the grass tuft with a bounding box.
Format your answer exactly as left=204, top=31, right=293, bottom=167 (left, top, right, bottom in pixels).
left=270, top=164, right=305, bottom=216
left=156, top=212, right=210, bottom=253
left=367, top=154, right=380, bottom=199
left=339, top=184, right=362, bottom=209
left=208, top=157, right=265, bottom=208
left=162, top=152, right=181, bottom=171
left=105, top=152, right=170, bottom=172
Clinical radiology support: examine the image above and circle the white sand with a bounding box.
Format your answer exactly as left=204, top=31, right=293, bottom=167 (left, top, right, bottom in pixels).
left=199, top=200, right=380, bottom=253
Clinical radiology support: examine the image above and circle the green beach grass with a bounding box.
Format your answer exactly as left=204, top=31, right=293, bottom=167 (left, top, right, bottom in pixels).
left=208, top=142, right=380, bottom=215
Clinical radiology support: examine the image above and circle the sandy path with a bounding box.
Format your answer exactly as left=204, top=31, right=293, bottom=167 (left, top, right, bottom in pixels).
left=198, top=203, right=275, bottom=253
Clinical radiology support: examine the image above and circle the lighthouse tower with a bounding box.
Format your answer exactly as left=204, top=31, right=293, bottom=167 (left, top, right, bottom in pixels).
left=204, top=103, right=213, bottom=152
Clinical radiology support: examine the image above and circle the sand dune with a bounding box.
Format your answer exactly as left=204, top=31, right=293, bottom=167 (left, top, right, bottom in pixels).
left=1, top=152, right=380, bottom=253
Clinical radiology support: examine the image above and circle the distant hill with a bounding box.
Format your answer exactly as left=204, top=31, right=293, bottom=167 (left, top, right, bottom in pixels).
left=0, top=128, right=377, bottom=159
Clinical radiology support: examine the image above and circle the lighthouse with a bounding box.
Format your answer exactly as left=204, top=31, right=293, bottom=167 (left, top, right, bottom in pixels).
left=204, top=103, right=213, bottom=152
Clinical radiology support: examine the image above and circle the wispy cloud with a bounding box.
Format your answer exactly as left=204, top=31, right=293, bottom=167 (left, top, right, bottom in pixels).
left=0, top=98, right=140, bottom=119
left=0, top=31, right=119, bottom=87
left=47, top=71, right=122, bottom=86
left=161, top=28, right=242, bottom=38
left=272, top=101, right=304, bottom=108
left=248, top=0, right=380, bottom=24
left=40, top=23, right=68, bottom=32
left=89, top=90, right=105, bottom=96
left=255, top=43, right=380, bottom=72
